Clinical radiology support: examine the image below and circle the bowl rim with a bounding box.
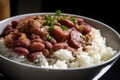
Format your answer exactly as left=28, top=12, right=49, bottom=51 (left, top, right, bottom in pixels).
left=0, top=12, right=120, bottom=70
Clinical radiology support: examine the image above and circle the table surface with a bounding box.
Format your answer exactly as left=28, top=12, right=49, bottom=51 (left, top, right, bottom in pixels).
left=0, top=58, right=120, bottom=80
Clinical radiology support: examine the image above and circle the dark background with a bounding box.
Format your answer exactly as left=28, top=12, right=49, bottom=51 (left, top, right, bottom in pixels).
left=0, top=0, right=120, bottom=80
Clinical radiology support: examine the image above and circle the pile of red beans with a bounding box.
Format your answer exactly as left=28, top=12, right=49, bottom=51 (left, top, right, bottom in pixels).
left=0, top=14, right=91, bottom=62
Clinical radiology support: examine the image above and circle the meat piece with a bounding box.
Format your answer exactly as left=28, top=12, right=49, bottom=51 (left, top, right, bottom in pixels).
left=51, top=26, right=69, bottom=42
left=59, top=18, right=75, bottom=28
left=68, top=30, right=84, bottom=48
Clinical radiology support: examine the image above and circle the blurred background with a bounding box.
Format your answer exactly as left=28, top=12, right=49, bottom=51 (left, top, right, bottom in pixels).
left=0, top=0, right=120, bottom=80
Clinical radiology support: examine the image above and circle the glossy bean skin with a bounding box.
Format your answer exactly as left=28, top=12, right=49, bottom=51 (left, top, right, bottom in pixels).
left=0, top=14, right=94, bottom=63
left=42, top=49, right=49, bottom=57
left=28, top=42, right=45, bottom=52
left=13, top=47, right=29, bottom=56
left=15, top=39, right=30, bottom=48
left=4, top=29, right=15, bottom=36
left=11, top=20, right=18, bottom=28
left=50, top=38, right=57, bottom=45
left=82, top=24, right=91, bottom=35
left=76, top=18, right=84, bottom=25
left=3, top=25, right=13, bottom=32
left=27, top=52, right=40, bottom=62
left=44, top=41, right=53, bottom=49
left=1, top=25, right=13, bottom=36
left=53, top=43, right=68, bottom=51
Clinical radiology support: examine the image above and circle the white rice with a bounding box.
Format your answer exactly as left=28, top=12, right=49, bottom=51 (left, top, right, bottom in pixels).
left=0, top=28, right=116, bottom=69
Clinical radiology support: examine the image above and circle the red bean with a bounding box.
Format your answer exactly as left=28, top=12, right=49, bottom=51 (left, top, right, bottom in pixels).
left=13, top=47, right=29, bottom=56
left=27, top=52, right=40, bottom=62
left=31, top=38, right=43, bottom=43
left=1, top=25, right=13, bottom=36
left=30, top=34, right=40, bottom=40
left=42, top=49, right=49, bottom=57
left=28, top=42, right=45, bottom=52
left=53, top=43, right=68, bottom=51
left=82, top=24, right=91, bottom=35
left=44, top=41, right=53, bottom=49
left=4, top=29, right=15, bottom=35
left=15, top=39, right=30, bottom=47
left=76, top=18, right=84, bottom=25
left=50, top=38, right=57, bottom=45
left=11, top=20, right=18, bottom=28
left=4, top=25, right=13, bottom=32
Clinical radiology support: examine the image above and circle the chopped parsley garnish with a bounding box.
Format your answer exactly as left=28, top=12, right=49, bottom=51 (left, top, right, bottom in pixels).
left=55, top=10, right=61, bottom=16
left=45, top=15, right=55, bottom=31
left=48, top=25, right=54, bottom=32
left=61, top=25, right=68, bottom=30
left=45, top=15, right=55, bottom=25
left=62, top=15, right=66, bottom=19
left=70, top=16, right=77, bottom=24
left=47, top=35, right=53, bottom=41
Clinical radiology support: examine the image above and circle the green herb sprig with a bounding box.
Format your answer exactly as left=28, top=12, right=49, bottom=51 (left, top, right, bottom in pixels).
left=55, top=10, right=62, bottom=16
left=47, top=35, right=53, bottom=41
left=61, top=25, right=68, bottom=31
left=70, top=16, right=77, bottom=24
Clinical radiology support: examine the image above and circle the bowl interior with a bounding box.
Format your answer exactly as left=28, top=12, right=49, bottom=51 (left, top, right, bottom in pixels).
left=0, top=13, right=120, bottom=69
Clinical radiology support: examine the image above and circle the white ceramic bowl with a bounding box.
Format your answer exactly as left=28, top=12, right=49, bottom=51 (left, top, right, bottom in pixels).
left=0, top=13, right=120, bottom=80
